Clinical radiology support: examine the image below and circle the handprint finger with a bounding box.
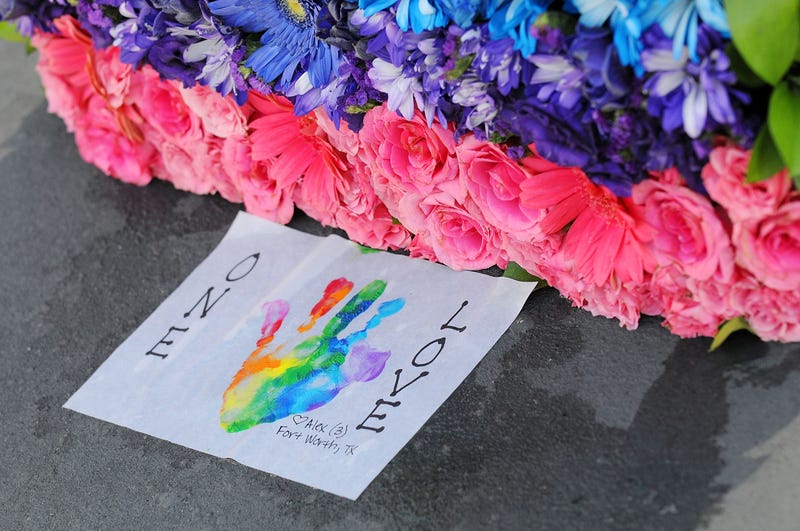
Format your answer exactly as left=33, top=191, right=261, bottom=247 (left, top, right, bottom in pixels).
left=256, top=299, right=290, bottom=347
left=297, top=277, right=353, bottom=333
left=341, top=298, right=405, bottom=346
left=321, top=280, right=387, bottom=339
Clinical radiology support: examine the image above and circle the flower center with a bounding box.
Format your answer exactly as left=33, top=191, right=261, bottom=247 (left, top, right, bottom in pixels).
left=278, top=0, right=309, bottom=23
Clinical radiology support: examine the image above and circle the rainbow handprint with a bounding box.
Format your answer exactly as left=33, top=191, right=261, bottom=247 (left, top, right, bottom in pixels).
left=220, top=278, right=405, bottom=433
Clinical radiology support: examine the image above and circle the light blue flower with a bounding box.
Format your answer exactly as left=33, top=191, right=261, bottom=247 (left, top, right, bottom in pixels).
left=209, top=0, right=339, bottom=89
left=640, top=0, right=729, bottom=62
left=488, top=0, right=553, bottom=57
left=360, top=0, right=498, bottom=31
left=570, top=0, right=649, bottom=74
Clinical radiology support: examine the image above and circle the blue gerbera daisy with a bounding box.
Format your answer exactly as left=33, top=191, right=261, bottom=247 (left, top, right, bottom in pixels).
left=209, top=0, right=339, bottom=88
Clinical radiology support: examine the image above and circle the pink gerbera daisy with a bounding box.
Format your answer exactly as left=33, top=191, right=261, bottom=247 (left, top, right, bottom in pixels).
left=520, top=167, right=656, bottom=286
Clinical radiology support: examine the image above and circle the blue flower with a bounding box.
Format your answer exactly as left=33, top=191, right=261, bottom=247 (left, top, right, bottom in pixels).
left=359, top=0, right=495, bottom=31
left=209, top=0, right=340, bottom=89
left=488, top=0, right=553, bottom=57
left=436, top=0, right=492, bottom=27
left=639, top=0, right=729, bottom=62
left=569, top=0, right=649, bottom=74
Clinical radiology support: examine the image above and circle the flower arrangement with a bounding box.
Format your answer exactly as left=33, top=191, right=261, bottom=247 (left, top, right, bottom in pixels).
left=2, top=0, right=799, bottom=344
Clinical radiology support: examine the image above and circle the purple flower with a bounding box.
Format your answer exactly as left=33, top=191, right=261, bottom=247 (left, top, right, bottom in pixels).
left=169, top=2, right=245, bottom=101
left=467, top=25, right=532, bottom=96
left=76, top=0, right=121, bottom=48
left=642, top=24, right=747, bottom=139
left=2, top=0, right=74, bottom=35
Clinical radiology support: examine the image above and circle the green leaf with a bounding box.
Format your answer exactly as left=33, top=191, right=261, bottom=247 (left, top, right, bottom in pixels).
left=747, top=125, right=786, bottom=182
left=726, top=0, right=800, bottom=85
left=725, top=43, right=766, bottom=88
left=0, top=21, right=28, bottom=44
left=709, top=317, right=752, bottom=351
left=355, top=244, right=380, bottom=254
left=446, top=54, right=475, bottom=81
left=768, top=81, right=800, bottom=178
left=503, top=261, right=543, bottom=285
left=533, top=11, right=576, bottom=34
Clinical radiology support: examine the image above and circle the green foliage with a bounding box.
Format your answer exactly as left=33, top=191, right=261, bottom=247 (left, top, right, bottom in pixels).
left=503, top=261, right=545, bottom=286
left=346, top=101, right=380, bottom=114
left=533, top=11, right=576, bottom=34
left=0, top=21, right=25, bottom=43
left=446, top=54, right=475, bottom=81
left=727, top=0, right=800, bottom=85
left=769, top=80, right=800, bottom=188
left=356, top=244, right=381, bottom=254
left=725, top=43, right=766, bottom=88
left=747, top=126, right=786, bottom=183
left=709, top=317, right=752, bottom=351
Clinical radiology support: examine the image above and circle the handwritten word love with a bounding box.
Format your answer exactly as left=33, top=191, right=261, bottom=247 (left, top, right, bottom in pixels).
left=355, top=300, right=469, bottom=433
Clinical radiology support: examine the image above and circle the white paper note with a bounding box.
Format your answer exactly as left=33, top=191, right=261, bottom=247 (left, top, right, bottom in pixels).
left=65, top=212, right=535, bottom=499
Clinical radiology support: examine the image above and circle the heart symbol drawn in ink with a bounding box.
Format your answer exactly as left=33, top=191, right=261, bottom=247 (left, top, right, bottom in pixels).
left=292, top=414, right=309, bottom=425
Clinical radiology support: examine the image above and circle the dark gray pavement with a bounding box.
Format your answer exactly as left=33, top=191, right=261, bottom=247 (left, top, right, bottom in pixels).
left=1, top=40, right=799, bottom=529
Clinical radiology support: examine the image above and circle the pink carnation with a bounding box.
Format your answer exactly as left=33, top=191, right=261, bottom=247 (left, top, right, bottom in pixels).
left=702, top=144, right=792, bottom=223
left=315, top=112, right=412, bottom=250
left=222, top=138, right=295, bottom=224
left=649, top=266, right=725, bottom=338
left=73, top=94, right=156, bottom=185
left=360, top=104, right=460, bottom=233
left=88, top=47, right=133, bottom=110
left=502, top=230, right=563, bottom=281
left=733, top=200, right=800, bottom=290
left=730, top=274, right=800, bottom=342
left=633, top=179, right=734, bottom=282
left=539, top=246, right=661, bottom=330
left=179, top=85, right=248, bottom=139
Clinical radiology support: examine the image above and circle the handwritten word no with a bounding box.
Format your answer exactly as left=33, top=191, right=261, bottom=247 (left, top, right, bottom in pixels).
left=355, top=300, right=469, bottom=434
left=144, top=253, right=260, bottom=359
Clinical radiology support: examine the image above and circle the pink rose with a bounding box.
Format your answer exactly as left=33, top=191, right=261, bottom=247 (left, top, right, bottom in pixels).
left=733, top=201, right=800, bottom=290
left=458, top=136, right=547, bottom=239
left=222, top=138, right=295, bottom=224
left=414, top=195, right=502, bottom=270
left=633, top=179, right=734, bottom=282
left=130, top=67, right=202, bottom=145
left=311, top=111, right=412, bottom=249
left=730, top=274, right=800, bottom=342
left=702, top=145, right=792, bottom=223
left=179, top=85, right=248, bottom=139
left=73, top=95, right=156, bottom=186
left=360, top=104, right=460, bottom=232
